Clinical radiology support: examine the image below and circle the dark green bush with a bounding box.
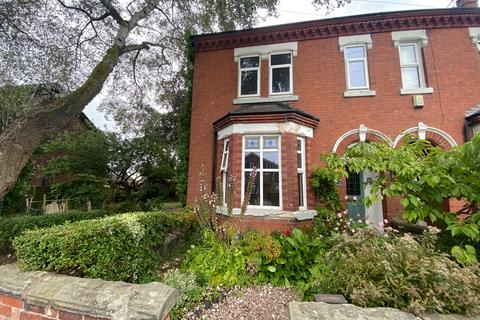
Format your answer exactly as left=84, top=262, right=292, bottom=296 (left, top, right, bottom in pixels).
left=14, top=211, right=195, bottom=282
left=0, top=210, right=110, bottom=255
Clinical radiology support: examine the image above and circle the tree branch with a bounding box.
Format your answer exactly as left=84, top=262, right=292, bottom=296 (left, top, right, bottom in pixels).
left=100, top=0, right=125, bottom=25
left=57, top=0, right=110, bottom=21
left=121, top=41, right=164, bottom=54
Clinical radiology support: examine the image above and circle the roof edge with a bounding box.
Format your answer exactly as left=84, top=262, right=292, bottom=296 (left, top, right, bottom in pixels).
left=192, top=8, right=480, bottom=52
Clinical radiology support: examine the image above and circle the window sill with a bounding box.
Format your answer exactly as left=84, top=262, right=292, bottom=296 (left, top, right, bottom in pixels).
left=344, top=90, right=376, bottom=98
left=233, top=95, right=298, bottom=105
left=400, top=87, right=433, bottom=95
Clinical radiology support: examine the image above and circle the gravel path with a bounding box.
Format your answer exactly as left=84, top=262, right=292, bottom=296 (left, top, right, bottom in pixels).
left=201, top=285, right=294, bottom=320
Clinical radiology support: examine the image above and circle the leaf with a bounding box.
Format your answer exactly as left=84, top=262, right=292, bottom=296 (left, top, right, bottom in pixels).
left=267, top=265, right=276, bottom=273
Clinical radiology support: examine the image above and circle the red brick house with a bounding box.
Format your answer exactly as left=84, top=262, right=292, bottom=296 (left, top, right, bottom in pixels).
left=188, top=1, right=480, bottom=231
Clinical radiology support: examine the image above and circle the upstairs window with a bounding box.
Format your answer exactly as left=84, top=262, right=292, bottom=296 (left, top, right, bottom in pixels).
left=238, top=56, right=260, bottom=97
left=269, top=52, right=292, bottom=95
left=344, top=45, right=369, bottom=90
left=469, top=27, right=480, bottom=53
left=398, top=43, right=426, bottom=89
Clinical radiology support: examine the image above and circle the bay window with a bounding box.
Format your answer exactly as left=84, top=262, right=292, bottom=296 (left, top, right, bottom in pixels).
left=238, top=56, right=260, bottom=97
left=220, top=139, right=230, bottom=203
left=243, top=135, right=280, bottom=208
left=269, top=52, right=292, bottom=95
left=297, top=137, right=307, bottom=210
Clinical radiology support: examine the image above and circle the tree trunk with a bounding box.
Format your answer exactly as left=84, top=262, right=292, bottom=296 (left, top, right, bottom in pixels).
left=0, top=46, right=120, bottom=199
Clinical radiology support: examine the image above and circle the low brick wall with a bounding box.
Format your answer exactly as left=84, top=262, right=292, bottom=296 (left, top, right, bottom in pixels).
left=0, top=264, right=178, bottom=320
left=217, top=214, right=314, bottom=234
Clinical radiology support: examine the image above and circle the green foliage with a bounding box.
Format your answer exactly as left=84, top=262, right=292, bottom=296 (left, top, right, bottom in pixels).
left=310, top=167, right=342, bottom=211
left=312, top=228, right=480, bottom=316
left=175, top=33, right=194, bottom=206
left=14, top=211, right=195, bottom=282
left=322, top=135, right=480, bottom=264
left=183, top=229, right=283, bottom=287
left=0, top=210, right=109, bottom=255
left=1, top=163, right=34, bottom=215
left=184, top=230, right=251, bottom=287
left=41, top=130, right=110, bottom=207
left=162, top=269, right=212, bottom=319
left=258, top=229, right=326, bottom=298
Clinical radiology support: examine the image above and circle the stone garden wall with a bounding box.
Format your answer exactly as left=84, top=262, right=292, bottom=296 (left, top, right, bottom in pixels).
left=0, top=264, right=178, bottom=320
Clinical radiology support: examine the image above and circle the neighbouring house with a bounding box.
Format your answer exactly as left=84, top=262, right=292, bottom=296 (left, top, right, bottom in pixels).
left=187, top=0, right=480, bottom=232
left=31, top=112, right=95, bottom=202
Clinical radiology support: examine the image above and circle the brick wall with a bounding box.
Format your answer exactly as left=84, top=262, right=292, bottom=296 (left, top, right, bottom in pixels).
left=187, top=26, right=480, bottom=217
left=0, top=264, right=176, bottom=320
left=0, top=294, right=109, bottom=320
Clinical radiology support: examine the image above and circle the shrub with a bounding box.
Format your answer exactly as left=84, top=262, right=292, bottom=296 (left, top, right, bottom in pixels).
left=14, top=211, right=195, bottom=282
left=313, top=228, right=480, bottom=316
left=0, top=210, right=110, bottom=255
left=184, top=230, right=250, bottom=287
left=258, top=228, right=326, bottom=298
left=312, top=207, right=366, bottom=238
left=183, top=229, right=282, bottom=287
left=162, top=269, right=211, bottom=319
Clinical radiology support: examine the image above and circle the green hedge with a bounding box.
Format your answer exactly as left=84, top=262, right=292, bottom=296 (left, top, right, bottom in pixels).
left=14, top=211, right=195, bottom=282
left=0, top=210, right=110, bottom=255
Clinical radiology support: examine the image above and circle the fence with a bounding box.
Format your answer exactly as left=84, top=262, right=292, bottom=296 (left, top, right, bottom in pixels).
left=25, top=195, right=92, bottom=214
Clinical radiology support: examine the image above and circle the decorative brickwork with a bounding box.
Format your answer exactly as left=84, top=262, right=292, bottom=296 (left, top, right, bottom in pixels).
left=192, top=9, right=480, bottom=52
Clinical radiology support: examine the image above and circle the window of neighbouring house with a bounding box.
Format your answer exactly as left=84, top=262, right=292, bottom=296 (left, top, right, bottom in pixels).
left=473, top=123, right=480, bottom=136
left=297, top=137, right=307, bottom=210
left=344, top=45, right=370, bottom=90
left=398, top=42, right=426, bottom=89
left=269, top=52, right=292, bottom=95
left=220, top=139, right=230, bottom=203
left=238, top=56, right=260, bottom=97
left=243, top=135, right=280, bottom=208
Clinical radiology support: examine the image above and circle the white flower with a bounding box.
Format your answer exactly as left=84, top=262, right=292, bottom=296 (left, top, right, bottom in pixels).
left=344, top=195, right=349, bottom=200
left=352, top=196, right=358, bottom=201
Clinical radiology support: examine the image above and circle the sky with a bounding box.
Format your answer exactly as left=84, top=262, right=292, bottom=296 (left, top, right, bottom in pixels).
left=83, top=0, right=455, bottom=131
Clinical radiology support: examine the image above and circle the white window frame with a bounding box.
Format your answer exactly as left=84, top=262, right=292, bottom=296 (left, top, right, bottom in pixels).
left=398, top=42, right=427, bottom=89
left=241, top=135, right=282, bottom=209
left=220, top=139, right=230, bottom=204
left=269, top=51, right=293, bottom=96
left=344, top=44, right=370, bottom=90
left=238, top=55, right=260, bottom=98
left=473, top=123, right=480, bottom=136
left=297, top=137, right=307, bottom=210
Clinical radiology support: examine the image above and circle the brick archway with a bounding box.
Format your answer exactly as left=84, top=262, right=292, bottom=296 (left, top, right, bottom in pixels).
left=393, top=122, right=457, bottom=149
left=332, top=124, right=393, bottom=154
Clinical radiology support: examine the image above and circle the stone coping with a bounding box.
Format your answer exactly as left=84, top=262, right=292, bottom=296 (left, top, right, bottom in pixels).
left=216, top=207, right=317, bottom=220
left=0, top=264, right=178, bottom=320
left=288, top=302, right=478, bottom=320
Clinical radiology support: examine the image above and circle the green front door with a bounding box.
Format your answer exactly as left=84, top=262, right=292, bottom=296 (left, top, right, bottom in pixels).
left=346, top=171, right=366, bottom=223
